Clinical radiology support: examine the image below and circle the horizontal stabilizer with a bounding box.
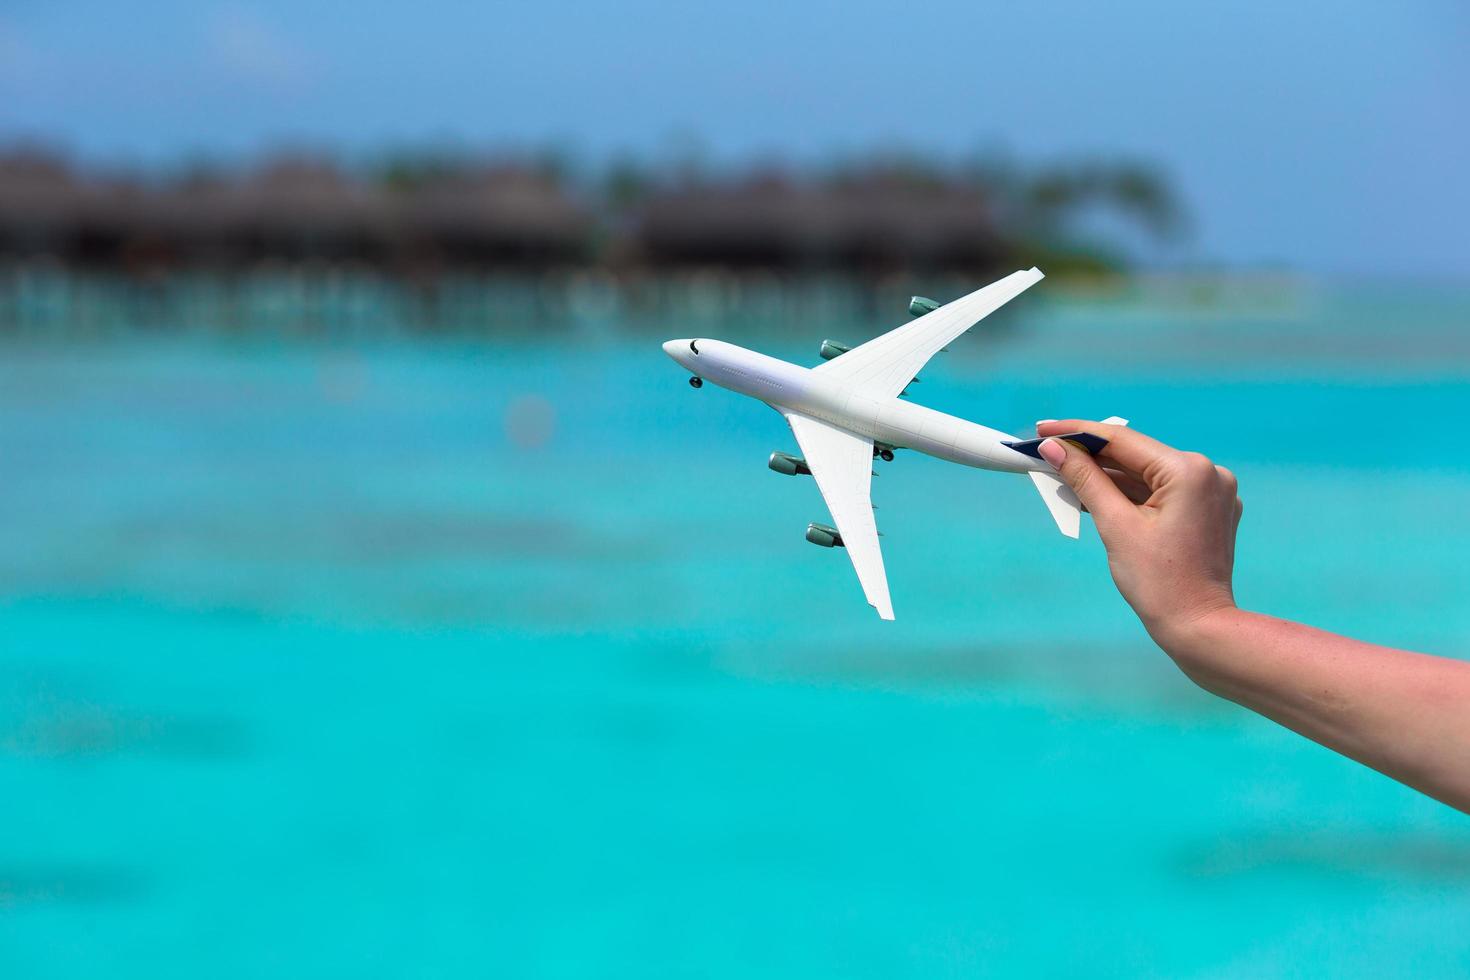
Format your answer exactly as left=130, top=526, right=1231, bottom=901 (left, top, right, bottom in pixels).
left=1002, top=431, right=1109, bottom=460
left=1028, top=471, right=1081, bottom=538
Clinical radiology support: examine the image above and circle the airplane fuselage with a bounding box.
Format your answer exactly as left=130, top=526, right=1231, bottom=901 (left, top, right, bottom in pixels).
left=662, top=338, right=1045, bottom=474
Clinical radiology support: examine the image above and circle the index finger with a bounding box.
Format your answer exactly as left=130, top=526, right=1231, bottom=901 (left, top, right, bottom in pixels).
left=1036, top=419, right=1182, bottom=481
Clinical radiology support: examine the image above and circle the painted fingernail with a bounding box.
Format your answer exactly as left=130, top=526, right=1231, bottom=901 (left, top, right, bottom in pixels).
left=1036, top=419, right=1057, bottom=427
left=1038, top=438, right=1066, bottom=468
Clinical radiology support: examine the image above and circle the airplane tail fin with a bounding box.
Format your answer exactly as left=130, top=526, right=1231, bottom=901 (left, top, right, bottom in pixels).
left=1021, top=416, right=1129, bottom=539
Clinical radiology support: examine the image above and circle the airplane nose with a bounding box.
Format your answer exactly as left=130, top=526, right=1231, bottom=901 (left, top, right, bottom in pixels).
left=662, top=339, right=685, bottom=360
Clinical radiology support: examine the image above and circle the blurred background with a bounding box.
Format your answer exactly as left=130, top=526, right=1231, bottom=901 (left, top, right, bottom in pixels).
left=2, top=2, right=1469, bottom=976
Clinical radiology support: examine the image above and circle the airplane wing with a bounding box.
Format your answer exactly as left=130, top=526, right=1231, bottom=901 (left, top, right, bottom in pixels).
left=812, top=267, right=1045, bottom=399
left=783, top=411, right=893, bottom=620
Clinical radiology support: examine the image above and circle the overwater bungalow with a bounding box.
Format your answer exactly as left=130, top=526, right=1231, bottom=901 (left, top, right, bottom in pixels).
left=0, top=152, right=593, bottom=274
left=632, top=171, right=1007, bottom=274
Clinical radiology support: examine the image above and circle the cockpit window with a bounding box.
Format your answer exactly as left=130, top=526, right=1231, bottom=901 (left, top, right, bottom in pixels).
left=689, top=340, right=700, bottom=355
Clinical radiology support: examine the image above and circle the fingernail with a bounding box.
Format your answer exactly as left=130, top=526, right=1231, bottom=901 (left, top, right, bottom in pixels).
left=1036, top=419, right=1057, bottom=427
left=1038, top=438, right=1066, bottom=468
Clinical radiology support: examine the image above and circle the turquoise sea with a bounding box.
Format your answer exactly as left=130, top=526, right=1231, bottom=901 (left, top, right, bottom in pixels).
left=2, top=278, right=1469, bottom=976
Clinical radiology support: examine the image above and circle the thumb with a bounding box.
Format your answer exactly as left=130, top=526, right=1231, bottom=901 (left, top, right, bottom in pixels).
left=1038, top=437, right=1133, bottom=530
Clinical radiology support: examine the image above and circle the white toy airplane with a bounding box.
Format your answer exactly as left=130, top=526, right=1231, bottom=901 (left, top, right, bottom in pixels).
left=662, top=267, right=1126, bottom=620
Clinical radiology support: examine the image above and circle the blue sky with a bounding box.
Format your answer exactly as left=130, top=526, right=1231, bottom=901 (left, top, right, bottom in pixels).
left=1, top=1, right=1466, bottom=277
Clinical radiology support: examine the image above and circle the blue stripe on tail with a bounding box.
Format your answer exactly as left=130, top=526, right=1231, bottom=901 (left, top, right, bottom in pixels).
left=1002, top=432, right=1110, bottom=459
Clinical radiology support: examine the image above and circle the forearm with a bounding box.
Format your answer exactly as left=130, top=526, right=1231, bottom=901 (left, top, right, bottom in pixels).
left=1154, top=607, right=1470, bottom=813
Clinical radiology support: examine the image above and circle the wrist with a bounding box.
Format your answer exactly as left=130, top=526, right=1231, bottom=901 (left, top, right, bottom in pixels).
left=1145, top=604, right=1248, bottom=696
left=1143, top=600, right=1244, bottom=664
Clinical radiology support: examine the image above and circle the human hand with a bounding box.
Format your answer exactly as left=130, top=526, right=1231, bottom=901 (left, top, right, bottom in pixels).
left=1036, top=420, right=1243, bottom=645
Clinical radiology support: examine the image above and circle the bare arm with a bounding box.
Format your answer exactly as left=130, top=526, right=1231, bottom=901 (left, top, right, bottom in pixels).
left=1036, top=419, right=1470, bottom=813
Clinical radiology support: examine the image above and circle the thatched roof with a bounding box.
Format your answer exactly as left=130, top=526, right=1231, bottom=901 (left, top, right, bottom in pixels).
left=635, top=171, right=1004, bottom=271
left=0, top=152, right=592, bottom=268
left=0, top=153, right=1020, bottom=274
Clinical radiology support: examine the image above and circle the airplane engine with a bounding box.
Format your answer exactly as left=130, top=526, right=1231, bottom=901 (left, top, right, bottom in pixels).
left=805, top=523, right=844, bottom=548
left=818, top=339, right=850, bottom=361
left=768, top=451, right=811, bottom=476
left=908, top=295, right=940, bottom=317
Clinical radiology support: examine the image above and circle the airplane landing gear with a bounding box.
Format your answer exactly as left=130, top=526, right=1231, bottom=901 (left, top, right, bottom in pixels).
left=879, top=449, right=894, bottom=462
left=689, top=376, right=703, bottom=388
